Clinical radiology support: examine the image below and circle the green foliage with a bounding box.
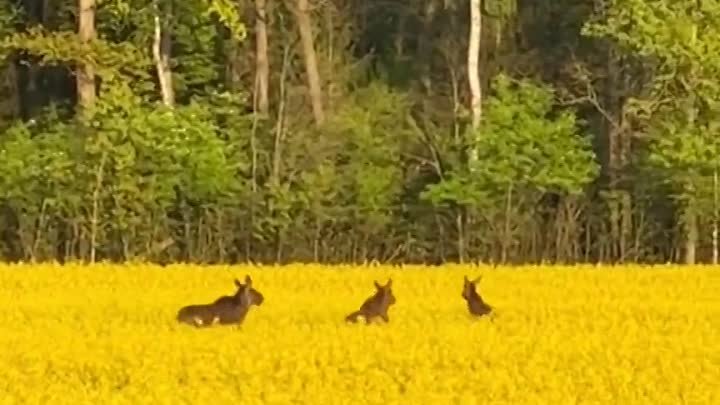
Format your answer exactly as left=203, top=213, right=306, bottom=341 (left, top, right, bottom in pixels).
left=80, top=94, right=238, bottom=252
left=0, top=27, right=151, bottom=82
left=326, top=83, right=414, bottom=232
left=583, top=0, right=720, bottom=71
left=0, top=111, right=79, bottom=259
left=473, top=74, right=599, bottom=193
left=203, top=0, right=246, bottom=41
left=423, top=74, right=599, bottom=208
left=245, top=82, right=417, bottom=255
left=6, top=0, right=718, bottom=264
left=0, top=114, right=76, bottom=205
left=647, top=107, right=720, bottom=177
left=92, top=101, right=235, bottom=202
left=584, top=0, right=720, bottom=205
left=172, top=1, right=225, bottom=98
left=195, top=89, right=253, bottom=180
left=0, top=91, right=241, bottom=259
left=0, top=2, right=20, bottom=39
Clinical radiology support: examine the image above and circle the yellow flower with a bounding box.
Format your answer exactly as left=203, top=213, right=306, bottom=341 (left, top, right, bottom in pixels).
left=0, top=263, right=717, bottom=404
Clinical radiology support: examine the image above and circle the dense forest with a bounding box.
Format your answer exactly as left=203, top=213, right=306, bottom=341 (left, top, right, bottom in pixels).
left=0, top=0, right=718, bottom=265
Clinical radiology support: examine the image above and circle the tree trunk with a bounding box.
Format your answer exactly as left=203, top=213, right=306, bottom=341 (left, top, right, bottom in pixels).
left=254, top=0, right=269, bottom=114
left=418, top=0, right=437, bottom=94
left=0, top=60, right=20, bottom=120
left=455, top=0, right=482, bottom=264
left=77, top=0, right=96, bottom=110
left=500, top=182, right=513, bottom=264
left=684, top=93, right=698, bottom=265
left=606, top=50, right=622, bottom=262
left=293, top=0, right=325, bottom=125
left=468, top=0, right=482, bottom=133
left=393, top=13, right=406, bottom=59
left=684, top=205, right=697, bottom=265
left=600, top=44, right=635, bottom=264
left=712, top=167, right=719, bottom=265
left=153, top=0, right=174, bottom=107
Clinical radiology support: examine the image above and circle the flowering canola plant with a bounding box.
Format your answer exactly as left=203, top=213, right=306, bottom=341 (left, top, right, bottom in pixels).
left=0, top=263, right=718, bottom=405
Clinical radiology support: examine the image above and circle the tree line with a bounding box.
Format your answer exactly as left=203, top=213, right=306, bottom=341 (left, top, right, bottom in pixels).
left=0, top=0, right=719, bottom=265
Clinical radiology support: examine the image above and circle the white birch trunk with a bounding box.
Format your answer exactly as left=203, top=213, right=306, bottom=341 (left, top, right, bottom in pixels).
left=467, top=0, right=482, bottom=164
left=153, top=1, right=174, bottom=107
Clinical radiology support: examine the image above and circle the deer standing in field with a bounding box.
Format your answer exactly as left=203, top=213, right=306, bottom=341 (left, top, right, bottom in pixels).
left=176, top=275, right=264, bottom=328
left=462, top=275, right=493, bottom=318
left=345, top=279, right=396, bottom=324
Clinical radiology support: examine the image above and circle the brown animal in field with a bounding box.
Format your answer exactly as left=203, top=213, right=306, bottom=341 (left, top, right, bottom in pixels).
left=176, top=275, right=264, bottom=328
left=462, top=275, right=493, bottom=318
left=345, top=279, right=396, bottom=324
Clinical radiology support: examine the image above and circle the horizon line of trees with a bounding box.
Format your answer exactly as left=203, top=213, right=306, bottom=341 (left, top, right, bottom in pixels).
left=1, top=0, right=720, bottom=266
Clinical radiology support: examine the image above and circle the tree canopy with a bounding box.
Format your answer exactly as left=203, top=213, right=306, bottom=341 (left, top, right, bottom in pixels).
left=0, top=0, right=718, bottom=265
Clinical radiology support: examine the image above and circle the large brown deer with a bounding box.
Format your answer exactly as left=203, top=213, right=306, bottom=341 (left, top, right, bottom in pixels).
left=177, top=275, right=264, bottom=328
left=462, top=275, right=493, bottom=318
left=345, top=279, right=396, bottom=324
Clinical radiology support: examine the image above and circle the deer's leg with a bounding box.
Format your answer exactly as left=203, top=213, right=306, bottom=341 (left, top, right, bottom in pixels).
left=345, top=311, right=362, bottom=323
left=194, top=310, right=217, bottom=327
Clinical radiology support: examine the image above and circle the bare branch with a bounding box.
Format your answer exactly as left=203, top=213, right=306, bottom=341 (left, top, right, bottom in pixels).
left=557, top=53, right=621, bottom=129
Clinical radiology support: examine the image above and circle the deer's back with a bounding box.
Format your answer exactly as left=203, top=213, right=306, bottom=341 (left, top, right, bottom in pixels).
left=468, top=297, right=492, bottom=316
left=360, top=293, right=392, bottom=315
left=177, top=303, right=215, bottom=324
left=177, top=295, right=248, bottom=325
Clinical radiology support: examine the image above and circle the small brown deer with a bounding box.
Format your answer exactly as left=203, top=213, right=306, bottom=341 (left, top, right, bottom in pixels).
left=345, top=279, right=396, bottom=324
left=462, top=275, right=493, bottom=318
left=176, top=275, right=264, bottom=328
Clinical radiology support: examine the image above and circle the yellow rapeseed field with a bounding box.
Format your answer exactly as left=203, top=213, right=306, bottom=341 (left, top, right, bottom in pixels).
left=0, top=263, right=718, bottom=405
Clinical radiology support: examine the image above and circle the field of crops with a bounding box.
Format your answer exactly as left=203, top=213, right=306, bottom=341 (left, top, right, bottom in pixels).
left=0, top=263, right=718, bottom=404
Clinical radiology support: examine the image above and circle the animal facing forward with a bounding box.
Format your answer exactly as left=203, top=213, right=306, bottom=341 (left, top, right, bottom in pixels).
left=176, top=275, right=264, bottom=328
left=345, top=279, right=396, bottom=324
left=462, top=275, right=493, bottom=318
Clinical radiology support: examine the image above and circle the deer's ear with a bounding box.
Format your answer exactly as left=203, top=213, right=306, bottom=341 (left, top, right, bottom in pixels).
left=472, top=275, right=483, bottom=284
left=244, top=275, right=252, bottom=286
left=234, top=279, right=242, bottom=287
left=386, top=278, right=392, bottom=288
left=374, top=280, right=382, bottom=289
left=464, top=275, right=470, bottom=283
